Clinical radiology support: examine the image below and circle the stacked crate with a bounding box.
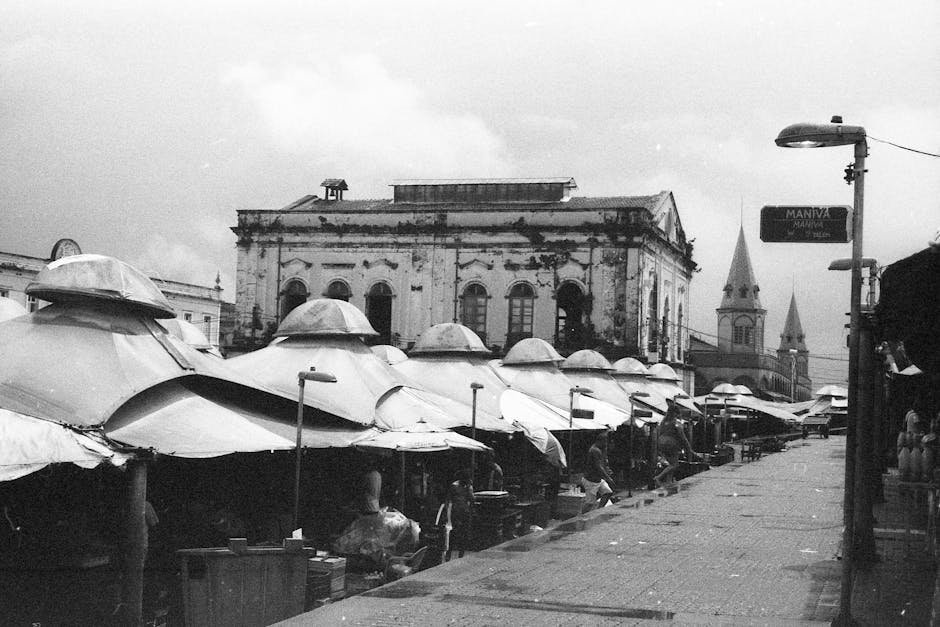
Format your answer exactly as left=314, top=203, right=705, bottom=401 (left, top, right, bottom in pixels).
left=306, top=556, right=346, bottom=609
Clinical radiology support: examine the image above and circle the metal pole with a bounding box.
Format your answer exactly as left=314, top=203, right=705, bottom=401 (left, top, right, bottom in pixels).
left=836, top=138, right=867, bottom=626
left=121, top=458, right=148, bottom=626
left=294, top=377, right=306, bottom=531
left=854, top=313, right=877, bottom=560
left=470, top=385, right=480, bottom=480
left=627, top=399, right=635, bottom=497
left=568, top=389, right=575, bottom=487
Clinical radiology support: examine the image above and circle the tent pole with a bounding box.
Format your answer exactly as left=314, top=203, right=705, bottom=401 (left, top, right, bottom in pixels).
left=120, top=458, right=148, bottom=625
left=400, top=452, right=406, bottom=513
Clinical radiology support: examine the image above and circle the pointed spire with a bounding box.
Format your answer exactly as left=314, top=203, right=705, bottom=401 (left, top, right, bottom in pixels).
left=778, top=292, right=807, bottom=351
left=720, top=226, right=763, bottom=310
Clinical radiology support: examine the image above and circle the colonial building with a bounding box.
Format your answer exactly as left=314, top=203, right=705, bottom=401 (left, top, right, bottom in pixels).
left=688, top=227, right=812, bottom=400
left=0, top=239, right=229, bottom=347
left=230, top=177, right=697, bottom=384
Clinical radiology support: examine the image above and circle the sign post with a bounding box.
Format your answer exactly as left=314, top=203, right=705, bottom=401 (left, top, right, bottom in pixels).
left=760, top=205, right=852, bottom=243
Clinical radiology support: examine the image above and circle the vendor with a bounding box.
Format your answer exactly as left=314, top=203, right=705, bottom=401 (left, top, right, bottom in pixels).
left=361, top=463, right=383, bottom=515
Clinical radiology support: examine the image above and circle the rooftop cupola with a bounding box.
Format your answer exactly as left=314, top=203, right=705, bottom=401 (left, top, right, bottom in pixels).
left=321, top=178, right=348, bottom=201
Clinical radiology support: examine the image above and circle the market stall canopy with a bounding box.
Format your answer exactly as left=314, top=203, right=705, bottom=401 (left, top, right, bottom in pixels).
left=410, top=323, right=491, bottom=355
left=611, top=357, right=649, bottom=376
left=693, top=393, right=802, bottom=424
left=501, top=338, right=564, bottom=365
left=227, top=335, right=405, bottom=425
left=105, top=380, right=297, bottom=457
left=710, top=383, right=739, bottom=396
left=26, top=253, right=176, bottom=319
left=610, top=358, right=668, bottom=415
left=646, top=363, right=701, bottom=415
left=560, top=351, right=644, bottom=427
left=370, top=344, right=409, bottom=366
left=0, top=297, right=27, bottom=323
left=0, top=302, right=275, bottom=428
left=158, top=318, right=222, bottom=357
left=502, top=401, right=566, bottom=468
left=0, top=408, right=129, bottom=481
left=734, top=385, right=754, bottom=396
left=814, top=384, right=848, bottom=398
left=374, top=385, right=495, bottom=431
left=353, top=420, right=491, bottom=454
left=489, top=360, right=605, bottom=431
left=274, top=298, right=378, bottom=338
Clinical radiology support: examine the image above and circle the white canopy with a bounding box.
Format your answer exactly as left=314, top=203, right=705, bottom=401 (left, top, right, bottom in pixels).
left=0, top=408, right=129, bottom=481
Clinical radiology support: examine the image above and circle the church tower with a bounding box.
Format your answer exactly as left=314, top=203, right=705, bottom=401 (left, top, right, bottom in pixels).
left=717, top=227, right=766, bottom=353
left=777, top=292, right=810, bottom=397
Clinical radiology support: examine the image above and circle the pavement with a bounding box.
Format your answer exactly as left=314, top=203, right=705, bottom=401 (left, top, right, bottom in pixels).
left=282, top=437, right=936, bottom=626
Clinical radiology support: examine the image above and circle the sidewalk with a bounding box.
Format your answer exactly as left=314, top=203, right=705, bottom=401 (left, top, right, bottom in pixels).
left=283, top=438, right=932, bottom=626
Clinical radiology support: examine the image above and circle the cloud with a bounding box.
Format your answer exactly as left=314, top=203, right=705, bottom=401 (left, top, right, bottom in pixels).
left=130, top=231, right=234, bottom=295
left=224, top=55, right=511, bottom=180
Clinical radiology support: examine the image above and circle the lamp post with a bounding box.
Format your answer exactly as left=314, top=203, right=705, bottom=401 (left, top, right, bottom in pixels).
left=469, top=382, right=483, bottom=480
left=776, top=116, right=866, bottom=626
left=628, top=392, right=651, bottom=498
left=294, top=367, right=337, bottom=531
left=568, top=386, right=593, bottom=487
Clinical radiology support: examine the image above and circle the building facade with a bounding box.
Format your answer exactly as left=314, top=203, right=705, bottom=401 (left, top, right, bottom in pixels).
left=688, top=227, right=812, bottom=400
left=231, top=178, right=697, bottom=382
left=0, top=239, right=229, bottom=347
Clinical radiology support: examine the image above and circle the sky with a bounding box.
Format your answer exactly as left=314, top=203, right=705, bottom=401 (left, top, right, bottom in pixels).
left=2, top=0, right=938, bottom=387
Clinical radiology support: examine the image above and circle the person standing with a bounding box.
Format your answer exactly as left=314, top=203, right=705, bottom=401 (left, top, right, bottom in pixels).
left=580, top=431, right=615, bottom=513
left=654, top=400, right=697, bottom=487
left=444, top=469, right=474, bottom=560
left=361, top=464, right=382, bottom=515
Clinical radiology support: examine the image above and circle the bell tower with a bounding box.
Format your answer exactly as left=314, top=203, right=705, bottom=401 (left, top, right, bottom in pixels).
left=716, top=227, right=766, bottom=353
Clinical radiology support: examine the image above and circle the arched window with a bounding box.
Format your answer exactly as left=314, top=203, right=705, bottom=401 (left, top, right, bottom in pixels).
left=507, top=283, right=535, bottom=347
left=326, top=280, right=351, bottom=302
left=366, top=282, right=393, bottom=345
left=661, top=295, right=671, bottom=360
left=280, top=279, right=308, bottom=321
left=732, top=316, right=754, bottom=347
left=460, top=283, right=488, bottom=343
left=676, top=303, right=684, bottom=361
left=555, top=282, right=585, bottom=349
left=647, top=276, right=659, bottom=352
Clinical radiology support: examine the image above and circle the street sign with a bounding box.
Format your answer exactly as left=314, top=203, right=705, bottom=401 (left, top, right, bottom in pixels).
left=760, top=205, right=853, bottom=243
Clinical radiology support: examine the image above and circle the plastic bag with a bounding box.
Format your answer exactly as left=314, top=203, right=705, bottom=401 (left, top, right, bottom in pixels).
left=333, top=507, right=421, bottom=565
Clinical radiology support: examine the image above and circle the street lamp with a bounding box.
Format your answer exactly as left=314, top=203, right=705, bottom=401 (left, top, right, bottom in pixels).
left=777, top=116, right=866, bottom=626
left=469, top=382, right=484, bottom=480
left=294, top=367, right=337, bottom=531
left=568, top=386, right=593, bottom=487
left=829, top=257, right=880, bottom=310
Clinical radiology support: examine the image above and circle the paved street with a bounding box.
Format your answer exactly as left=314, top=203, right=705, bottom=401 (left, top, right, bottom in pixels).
left=286, top=438, right=846, bottom=625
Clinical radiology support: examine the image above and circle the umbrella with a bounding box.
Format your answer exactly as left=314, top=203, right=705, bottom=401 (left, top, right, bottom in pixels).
left=354, top=421, right=491, bottom=453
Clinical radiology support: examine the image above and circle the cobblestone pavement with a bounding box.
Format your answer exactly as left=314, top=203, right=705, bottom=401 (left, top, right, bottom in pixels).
left=284, top=438, right=851, bottom=626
